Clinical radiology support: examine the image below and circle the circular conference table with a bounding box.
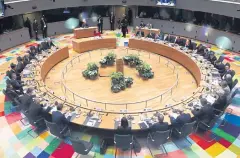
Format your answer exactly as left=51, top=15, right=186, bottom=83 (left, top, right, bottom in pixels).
left=22, top=37, right=223, bottom=131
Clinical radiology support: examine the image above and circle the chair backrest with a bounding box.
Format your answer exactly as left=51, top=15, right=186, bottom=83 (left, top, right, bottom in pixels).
left=114, top=134, right=133, bottom=150
left=45, top=120, right=63, bottom=138
left=230, top=70, right=235, bottom=78
left=217, top=56, right=224, bottom=63
left=232, top=79, right=238, bottom=90
left=192, top=42, right=197, bottom=50
left=180, top=121, right=196, bottom=137
left=70, top=139, right=93, bottom=155
left=151, top=130, right=170, bottom=146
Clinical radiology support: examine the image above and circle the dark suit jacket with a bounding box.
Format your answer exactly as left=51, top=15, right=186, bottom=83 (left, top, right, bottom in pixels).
left=10, top=79, right=23, bottom=90
left=19, top=94, right=34, bottom=111
left=109, top=15, right=115, bottom=23
left=28, top=102, right=44, bottom=121
left=16, top=62, right=24, bottom=73
left=147, top=33, right=155, bottom=39
left=23, top=56, right=30, bottom=66
left=40, top=19, right=47, bottom=30
left=149, top=122, right=168, bottom=133
left=136, top=31, right=144, bottom=37
left=116, top=126, right=131, bottom=135
left=170, top=113, right=192, bottom=129
left=33, top=22, right=38, bottom=32
left=52, top=111, right=70, bottom=130
left=140, top=23, right=145, bottom=28
left=97, top=17, right=103, bottom=25
left=213, top=96, right=227, bottom=112
left=192, top=104, right=214, bottom=123
left=46, top=41, right=55, bottom=49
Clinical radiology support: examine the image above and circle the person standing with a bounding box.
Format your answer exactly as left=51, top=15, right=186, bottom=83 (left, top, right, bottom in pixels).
left=33, top=19, right=39, bottom=41
left=127, top=8, right=133, bottom=26
left=41, top=16, right=47, bottom=39
left=24, top=17, right=32, bottom=38
left=97, top=15, right=103, bottom=34
left=109, top=12, right=115, bottom=31
left=121, top=15, right=128, bottom=38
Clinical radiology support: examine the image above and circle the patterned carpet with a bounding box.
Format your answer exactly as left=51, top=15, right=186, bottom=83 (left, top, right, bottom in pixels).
left=0, top=32, right=240, bottom=158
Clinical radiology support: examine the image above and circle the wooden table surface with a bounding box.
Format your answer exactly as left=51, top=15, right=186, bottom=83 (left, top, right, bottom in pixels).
left=23, top=38, right=220, bottom=131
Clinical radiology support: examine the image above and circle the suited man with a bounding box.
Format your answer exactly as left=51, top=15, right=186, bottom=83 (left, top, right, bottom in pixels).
left=135, top=26, right=144, bottom=37
left=192, top=98, right=214, bottom=124
left=164, top=34, right=170, bottom=42
left=28, top=98, right=51, bottom=128
left=5, top=84, right=20, bottom=100
left=139, top=21, right=145, bottom=28
left=146, top=32, right=155, bottom=39
left=81, top=19, right=89, bottom=28
left=16, top=57, right=24, bottom=73
left=23, top=55, right=31, bottom=67
left=8, top=63, right=17, bottom=79
left=40, top=16, right=47, bottom=38
left=174, top=36, right=181, bottom=45
left=97, top=15, right=103, bottom=34
left=46, top=38, right=56, bottom=49
left=121, top=15, right=128, bottom=38
left=196, top=44, right=205, bottom=56
left=19, top=88, right=35, bottom=111
left=212, top=89, right=227, bottom=112
left=33, top=19, right=39, bottom=40
left=169, top=109, right=192, bottom=130
left=149, top=114, right=168, bottom=133
left=24, top=17, right=32, bottom=38
left=222, top=65, right=232, bottom=79
left=10, top=73, right=24, bottom=94
left=109, top=12, right=115, bottom=31
left=52, top=103, right=72, bottom=131
left=215, top=62, right=225, bottom=76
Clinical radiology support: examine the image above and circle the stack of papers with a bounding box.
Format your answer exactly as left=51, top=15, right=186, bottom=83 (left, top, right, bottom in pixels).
left=86, top=119, right=96, bottom=127
left=206, top=95, right=216, bottom=104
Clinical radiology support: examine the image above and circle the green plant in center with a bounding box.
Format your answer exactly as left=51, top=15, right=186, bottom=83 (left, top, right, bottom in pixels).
left=99, top=52, right=116, bottom=67
left=82, top=62, right=99, bottom=80
left=110, top=72, right=133, bottom=93
left=123, top=54, right=143, bottom=67
left=136, top=62, right=154, bottom=79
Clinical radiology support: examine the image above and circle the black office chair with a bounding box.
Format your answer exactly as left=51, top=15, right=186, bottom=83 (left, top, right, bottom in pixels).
left=172, top=121, right=196, bottom=147
left=231, top=79, right=238, bottom=90
left=3, top=89, right=21, bottom=111
left=180, top=38, right=187, bottom=46
left=217, top=56, right=225, bottom=63
left=114, top=134, right=134, bottom=158
left=24, top=112, right=46, bottom=138
left=45, top=120, right=70, bottom=140
left=192, top=42, right=197, bottom=50
left=70, top=138, right=95, bottom=158
left=170, top=36, right=176, bottom=43
left=195, top=115, right=219, bottom=142
left=147, top=130, right=171, bottom=157
left=230, top=70, right=235, bottom=78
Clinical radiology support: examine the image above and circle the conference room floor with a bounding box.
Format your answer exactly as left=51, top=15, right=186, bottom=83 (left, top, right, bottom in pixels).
left=0, top=30, right=240, bottom=158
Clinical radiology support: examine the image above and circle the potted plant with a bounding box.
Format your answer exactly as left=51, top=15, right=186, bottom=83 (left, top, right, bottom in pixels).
left=110, top=72, right=133, bottom=93
left=82, top=62, right=99, bottom=80
left=100, top=52, right=116, bottom=67
left=136, top=62, right=154, bottom=79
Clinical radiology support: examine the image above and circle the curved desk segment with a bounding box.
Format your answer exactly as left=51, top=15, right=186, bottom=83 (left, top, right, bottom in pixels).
left=41, top=46, right=69, bottom=81
left=128, top=39, right=201, bottom=86
left=74, top=27, right=97, bottom=39
left=72, top=38, right=117, bottom=53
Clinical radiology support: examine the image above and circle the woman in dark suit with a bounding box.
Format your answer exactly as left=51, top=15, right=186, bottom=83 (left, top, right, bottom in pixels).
left=116, top=117, right=131, bottom=135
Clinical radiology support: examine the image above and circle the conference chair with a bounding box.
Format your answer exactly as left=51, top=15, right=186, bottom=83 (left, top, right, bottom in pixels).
left=195, top=115, right=219, bottom=142
left=230, top=70, right=235, bottom=78
left=114, top=134, right=135, bottom=158
left=192, top=42, right=197, bottom=50
left=231, top=79, right=238, bottom=90
left=24, top=112, right=46, bottom=138
left=3, top=89, right=21, bottom=112
left=217, top=56, right=225, bottom=63
left=172, top=121, right=196, bottom=147
left=70, top=138, right=95, bottom=158
left=147, top=130, right=171, bottom=157
left=45, top=120, right=71, bottom=140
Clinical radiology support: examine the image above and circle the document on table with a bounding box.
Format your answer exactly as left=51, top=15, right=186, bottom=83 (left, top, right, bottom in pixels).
left=206, top=95, right=216, bottom=104
left=86, top=119, right=96, bottom=127
left=50, top=106, right=57, bottom=113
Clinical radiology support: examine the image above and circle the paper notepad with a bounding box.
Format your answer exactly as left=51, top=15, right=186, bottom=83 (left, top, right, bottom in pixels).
left=206, top=95, right=216, bottom=104
left=86, top=119, right=96, bottom=127
left=50, top=106, right=57, bottom=113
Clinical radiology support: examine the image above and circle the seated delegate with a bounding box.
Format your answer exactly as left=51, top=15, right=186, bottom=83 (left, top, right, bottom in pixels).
left=169, top=108, right=192, bottom=130
left=149, top=114, right=169, bottom=133
left=146, top=32, right=155, bottom=39
left=52, top=103, right=73, bottom=132
left=19, top=88, right=35, bottom=112
left=10, top=73, right=24, bottom=94
left=135, top=26, right=144, bottom=37
left=139, top=21, right=145, bottom=28
left=116, top=117, right=131, bottom=135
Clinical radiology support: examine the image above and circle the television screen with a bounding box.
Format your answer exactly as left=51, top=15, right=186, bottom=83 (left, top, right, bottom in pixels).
left=156, top=0, right=176, bottom=6
left=0, top=0, right=4, bottom=17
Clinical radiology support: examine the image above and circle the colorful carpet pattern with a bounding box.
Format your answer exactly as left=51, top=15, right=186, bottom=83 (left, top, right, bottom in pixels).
left=0, top=32, right=239, bottom=158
